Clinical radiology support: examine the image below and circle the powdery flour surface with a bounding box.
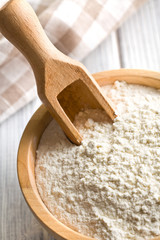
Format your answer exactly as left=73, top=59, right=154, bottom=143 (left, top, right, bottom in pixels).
left=35, top=81, right=160, bottom=240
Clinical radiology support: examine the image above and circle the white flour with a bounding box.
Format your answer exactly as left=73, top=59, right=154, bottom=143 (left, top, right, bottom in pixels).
left=35, top=81, right=160, bottom=240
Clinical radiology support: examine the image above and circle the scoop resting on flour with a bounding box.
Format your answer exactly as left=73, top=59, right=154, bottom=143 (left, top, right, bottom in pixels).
left=0, top=0, right=116, bottom=145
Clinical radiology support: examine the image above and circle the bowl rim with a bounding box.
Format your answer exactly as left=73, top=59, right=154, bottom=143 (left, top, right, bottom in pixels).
left=17, top=69, right=160, bottom=240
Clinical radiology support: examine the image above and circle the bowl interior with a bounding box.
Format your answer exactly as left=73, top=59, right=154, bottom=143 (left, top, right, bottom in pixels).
left=17, top=69, right=160, bottom=240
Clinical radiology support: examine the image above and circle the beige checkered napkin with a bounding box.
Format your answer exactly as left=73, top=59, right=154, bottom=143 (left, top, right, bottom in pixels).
left=0, top=0, right=146, bottom=123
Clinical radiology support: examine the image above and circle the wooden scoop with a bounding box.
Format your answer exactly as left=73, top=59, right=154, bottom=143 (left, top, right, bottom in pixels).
left=0, top=0, right=116, bottom=145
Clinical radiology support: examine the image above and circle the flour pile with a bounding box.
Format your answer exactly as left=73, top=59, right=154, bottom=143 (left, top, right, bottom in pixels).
left=35, top=81, right=160, bottom=240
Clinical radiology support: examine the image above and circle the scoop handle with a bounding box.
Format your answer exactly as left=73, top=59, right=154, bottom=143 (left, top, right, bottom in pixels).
left=0, top=0, right=59, bottom=75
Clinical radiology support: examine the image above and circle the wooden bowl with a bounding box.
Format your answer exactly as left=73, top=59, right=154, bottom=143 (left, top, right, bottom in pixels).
left=17, top=69, right=160, bottom=240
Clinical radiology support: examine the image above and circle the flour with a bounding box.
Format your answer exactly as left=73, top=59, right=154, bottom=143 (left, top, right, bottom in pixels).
left=35, top=81, right=160, bottom=240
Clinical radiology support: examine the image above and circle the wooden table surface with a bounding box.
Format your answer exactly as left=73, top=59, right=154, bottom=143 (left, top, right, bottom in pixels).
left=0, top=0, right=160, bottom=239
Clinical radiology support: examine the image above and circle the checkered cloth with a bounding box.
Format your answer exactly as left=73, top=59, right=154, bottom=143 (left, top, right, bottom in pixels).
left=0, top=0, right=146, bottom=123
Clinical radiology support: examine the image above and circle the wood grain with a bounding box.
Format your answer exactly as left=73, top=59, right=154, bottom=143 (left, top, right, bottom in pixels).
left=0, top=0, right=116, bottom=145
left=1, top=0, right=160, bottom=239
left=18, top=69, right=160, bottom=240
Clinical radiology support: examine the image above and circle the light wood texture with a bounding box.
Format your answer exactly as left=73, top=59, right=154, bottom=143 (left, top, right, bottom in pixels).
left=0, top=0, right=116, bottom=145
left=1, top=0, right=160, bottom=239
left=17, top=69, right=160, bottom=240
left=93, top=69, right=160, bottom=88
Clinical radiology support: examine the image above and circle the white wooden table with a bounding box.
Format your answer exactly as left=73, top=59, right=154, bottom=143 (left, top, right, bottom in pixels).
left=0, top=0, right=160, bottom=239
